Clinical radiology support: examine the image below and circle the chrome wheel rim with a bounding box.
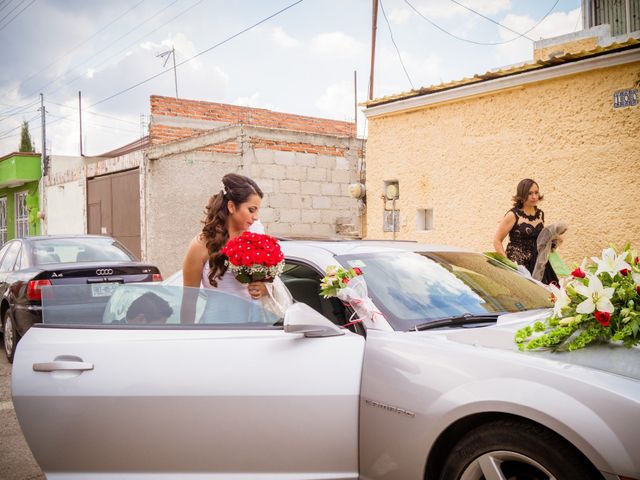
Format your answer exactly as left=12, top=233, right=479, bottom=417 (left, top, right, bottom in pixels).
left=3, top=315, right=13, bottom=356
left=460, top=450, right=556, bottom=480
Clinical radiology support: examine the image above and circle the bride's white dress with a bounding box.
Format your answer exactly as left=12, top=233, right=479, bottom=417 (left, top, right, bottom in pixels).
left=201, top=262, right=292, bottom=321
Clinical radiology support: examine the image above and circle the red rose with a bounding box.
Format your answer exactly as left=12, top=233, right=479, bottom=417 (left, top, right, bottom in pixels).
left=571, top=268, right=586, bottom=278
left=342, top=277, right=349, bottom=285
left=635, top=256, right=639, bottom=265
left=594, top=311, right=611, bottom=327
left=353, top=267, right=363, bottom=275
left=620, top=269, right=630, bottom=276
left=637, top=286, right=640, bottom=296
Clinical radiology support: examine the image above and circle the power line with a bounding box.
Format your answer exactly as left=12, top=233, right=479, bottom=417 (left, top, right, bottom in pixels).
left=89, top=0, right=306, bottom=109
left=19, top=0, right=146, bottom=91
left=48, top=100, right=139, bottom=126
left=0, top=0, right=25, bottom=26
left=46, top=0, right=203, bottom=100
left=449, top=0, right=535, bottom=42
left=48, top=113, right=140, bottom=135
left=24, top=0, right=181, bottom=100
left=0, top=0, right=33, bottom=32
left=0, top=0, right=15, bottom=15
left=0, top=99, right=40, bottom=120
left=0, top=113, right=40, bottom=140
left=380, top=0, right=414, bottom=89
left=404, top=0, right=559, bottom=46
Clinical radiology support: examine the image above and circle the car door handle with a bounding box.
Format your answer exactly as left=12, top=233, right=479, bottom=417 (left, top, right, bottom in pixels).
left=33, top=361, right=94, bottom=372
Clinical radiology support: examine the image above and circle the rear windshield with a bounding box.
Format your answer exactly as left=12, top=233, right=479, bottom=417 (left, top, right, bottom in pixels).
left=31, top=238, right=135, bottom=265
left=337, top=251, right=552, bottom=331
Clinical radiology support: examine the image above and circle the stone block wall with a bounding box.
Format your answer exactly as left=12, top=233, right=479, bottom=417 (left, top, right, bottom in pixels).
left=145, top=96, right=365, bottom=275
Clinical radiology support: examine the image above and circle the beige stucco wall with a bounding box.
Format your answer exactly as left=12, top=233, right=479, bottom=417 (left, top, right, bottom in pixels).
left=364, top=61, right=640, bottom=265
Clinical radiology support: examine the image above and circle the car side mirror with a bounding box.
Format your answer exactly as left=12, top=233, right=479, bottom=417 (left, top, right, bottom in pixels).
left=284, top=302, right=345, bottom=338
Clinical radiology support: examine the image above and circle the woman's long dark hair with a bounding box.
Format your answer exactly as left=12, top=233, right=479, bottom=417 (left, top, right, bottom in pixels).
left=202, top=173, right=263, bottom=286
left=512, top=178, right=543, bottom=208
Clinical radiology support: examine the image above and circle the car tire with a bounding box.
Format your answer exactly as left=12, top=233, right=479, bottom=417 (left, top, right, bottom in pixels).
left=439, top=419, right=601, bottom=480
left=3, top=310, right=17, bottom=364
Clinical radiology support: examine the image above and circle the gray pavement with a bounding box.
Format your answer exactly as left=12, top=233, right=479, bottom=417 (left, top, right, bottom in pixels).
left=0, top=353, right=44, bottom=480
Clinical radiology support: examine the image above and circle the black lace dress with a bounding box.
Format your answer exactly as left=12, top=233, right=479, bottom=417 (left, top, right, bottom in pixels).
left=505, top=207, right=544, bottom=275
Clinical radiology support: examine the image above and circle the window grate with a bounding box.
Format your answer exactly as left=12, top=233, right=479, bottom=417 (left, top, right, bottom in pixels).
left=15, top=191, right=29, bottom=239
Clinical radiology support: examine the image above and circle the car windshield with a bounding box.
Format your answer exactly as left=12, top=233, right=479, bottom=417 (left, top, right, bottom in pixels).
left=31, top=237, right=135, bottom=265
left=337, top=251, right=552, bottom=331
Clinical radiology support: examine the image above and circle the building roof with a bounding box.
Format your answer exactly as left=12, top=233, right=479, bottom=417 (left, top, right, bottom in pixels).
left=0, top=152, right=40, bottom=162
left=91, top=135, right=149, bottom=158
left=364, top=38, right=640, bottom=109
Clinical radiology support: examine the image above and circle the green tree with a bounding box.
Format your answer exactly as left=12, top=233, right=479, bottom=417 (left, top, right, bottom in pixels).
left=19, top=121, right=35, bottom=152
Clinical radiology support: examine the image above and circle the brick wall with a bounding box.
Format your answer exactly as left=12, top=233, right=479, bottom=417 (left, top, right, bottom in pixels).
left=150, top=95, right=355, bottom=142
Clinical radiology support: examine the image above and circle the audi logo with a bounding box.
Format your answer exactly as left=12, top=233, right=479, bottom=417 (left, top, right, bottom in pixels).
left=96, top=269, right=114, bottom=276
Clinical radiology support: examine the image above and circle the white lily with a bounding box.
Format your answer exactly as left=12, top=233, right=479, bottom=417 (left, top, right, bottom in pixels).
left=548, top=282, right=571, bottom=318
left=574, top=275, right=615, bottom=314
left=325, top=265, right=339, bottom=276
left=633, top=272, right=640, bottom=287
left=592, top=248, right=631, bottom=278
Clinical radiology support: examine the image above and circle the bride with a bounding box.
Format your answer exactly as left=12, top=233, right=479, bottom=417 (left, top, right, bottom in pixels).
left=181, top=173, right=291, bottom=323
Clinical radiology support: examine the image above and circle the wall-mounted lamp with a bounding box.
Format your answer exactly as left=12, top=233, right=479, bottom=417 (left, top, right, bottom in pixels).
left=348, top=182, right=366, bottom=199
left=385, top=183, right=399, bottom=200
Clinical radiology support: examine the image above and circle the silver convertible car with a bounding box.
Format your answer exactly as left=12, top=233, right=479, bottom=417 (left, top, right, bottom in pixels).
left=11, top=241, right=640, bottom=480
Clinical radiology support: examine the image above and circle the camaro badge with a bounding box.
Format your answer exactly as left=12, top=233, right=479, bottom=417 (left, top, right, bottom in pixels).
left=365, top=399, right=415, bottom=418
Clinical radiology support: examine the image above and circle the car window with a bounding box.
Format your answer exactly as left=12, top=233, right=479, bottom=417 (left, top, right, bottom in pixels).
left=281, top=261, right=349, bottom=326
left=0, top=242, right=10, bottom=265
left=336, top=251, right=553, bottom=331
left=40, top=284, right=281, bottom=327
left=0, top=242, right=21, bottom=272
left=31, top=237, right=135, bottom=265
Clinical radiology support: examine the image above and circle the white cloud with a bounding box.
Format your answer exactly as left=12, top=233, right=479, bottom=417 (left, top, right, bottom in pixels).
left=388, top=7, right=412, bottom=24
left=495, top=8, right=581, bottom=64
left=316, top=81, right=360, bottom=120
left=402, top=0, right=511, bottom=20
left=270, top=26, right=301, bottom=48
left=310, top=32, right=363, bottom=58
left=234, top=92, right=275, bottom=110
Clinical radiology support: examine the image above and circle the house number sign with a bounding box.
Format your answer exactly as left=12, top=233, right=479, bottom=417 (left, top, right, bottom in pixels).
left=613, top=89, right=638, bottom=108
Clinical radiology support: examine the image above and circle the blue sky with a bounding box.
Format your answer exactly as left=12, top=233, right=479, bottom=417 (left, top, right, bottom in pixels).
left=0, top=0, right=581, bottom=156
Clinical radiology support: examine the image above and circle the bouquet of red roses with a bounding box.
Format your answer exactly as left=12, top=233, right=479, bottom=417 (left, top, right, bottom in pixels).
left=221, top=232, right=285, bottom=284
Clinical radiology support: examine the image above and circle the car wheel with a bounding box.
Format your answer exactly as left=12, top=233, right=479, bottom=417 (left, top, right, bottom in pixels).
left=439, top=419, right=601, bottom=480
left=3, top=310, right=17, bottom=364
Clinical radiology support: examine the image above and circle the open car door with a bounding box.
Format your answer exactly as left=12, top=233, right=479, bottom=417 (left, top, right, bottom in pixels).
left=12, top=284, right=364, bottom=479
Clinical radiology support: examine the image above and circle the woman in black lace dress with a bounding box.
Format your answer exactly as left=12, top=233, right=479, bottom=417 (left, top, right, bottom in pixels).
left=493, top=178, right=558, bottom=284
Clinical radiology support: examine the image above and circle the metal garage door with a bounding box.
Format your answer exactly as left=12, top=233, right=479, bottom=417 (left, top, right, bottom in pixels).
left=87, top=168, right=141, bottom=259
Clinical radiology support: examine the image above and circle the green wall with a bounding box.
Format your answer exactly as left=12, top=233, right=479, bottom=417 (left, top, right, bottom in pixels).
left=0, top=181, right=41, bottom=239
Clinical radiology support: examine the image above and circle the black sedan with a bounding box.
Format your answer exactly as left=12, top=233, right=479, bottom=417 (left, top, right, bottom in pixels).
left=0, top=235, right=162, bottom=362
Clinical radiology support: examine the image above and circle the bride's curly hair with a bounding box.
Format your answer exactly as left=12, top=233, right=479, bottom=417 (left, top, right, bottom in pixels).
left=202, top=173, right=263, bottom=287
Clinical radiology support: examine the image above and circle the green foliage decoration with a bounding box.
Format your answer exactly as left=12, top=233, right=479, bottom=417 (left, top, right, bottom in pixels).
left=515, top=244, right=640, bottom=351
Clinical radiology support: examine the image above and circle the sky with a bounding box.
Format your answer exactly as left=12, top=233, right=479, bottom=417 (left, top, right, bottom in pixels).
left=0, top=0, right=582, bottom=156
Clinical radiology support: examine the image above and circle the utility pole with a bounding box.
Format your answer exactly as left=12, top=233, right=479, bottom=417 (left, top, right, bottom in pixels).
left=157, top=46, right=179, bottom=98
left=369, top=0, right=379, bottom=100
left=78, top=91, right=83, bottom=157
left=39, top=93, right=46, bottom=235
left=354, top=70, right=358, bottom=136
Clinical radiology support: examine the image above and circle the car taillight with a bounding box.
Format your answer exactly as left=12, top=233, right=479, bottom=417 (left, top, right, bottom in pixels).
left=152, top=273, right=162, bottom=282
left=27, top=280, right=52, bottom=301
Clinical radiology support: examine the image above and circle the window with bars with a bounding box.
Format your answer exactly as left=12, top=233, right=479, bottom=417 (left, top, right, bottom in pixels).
left=15, top=191, right=29, bottom=239
left=0, top=197, right=6, bottom=246
left=586, top=0, right=640, bottom=36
